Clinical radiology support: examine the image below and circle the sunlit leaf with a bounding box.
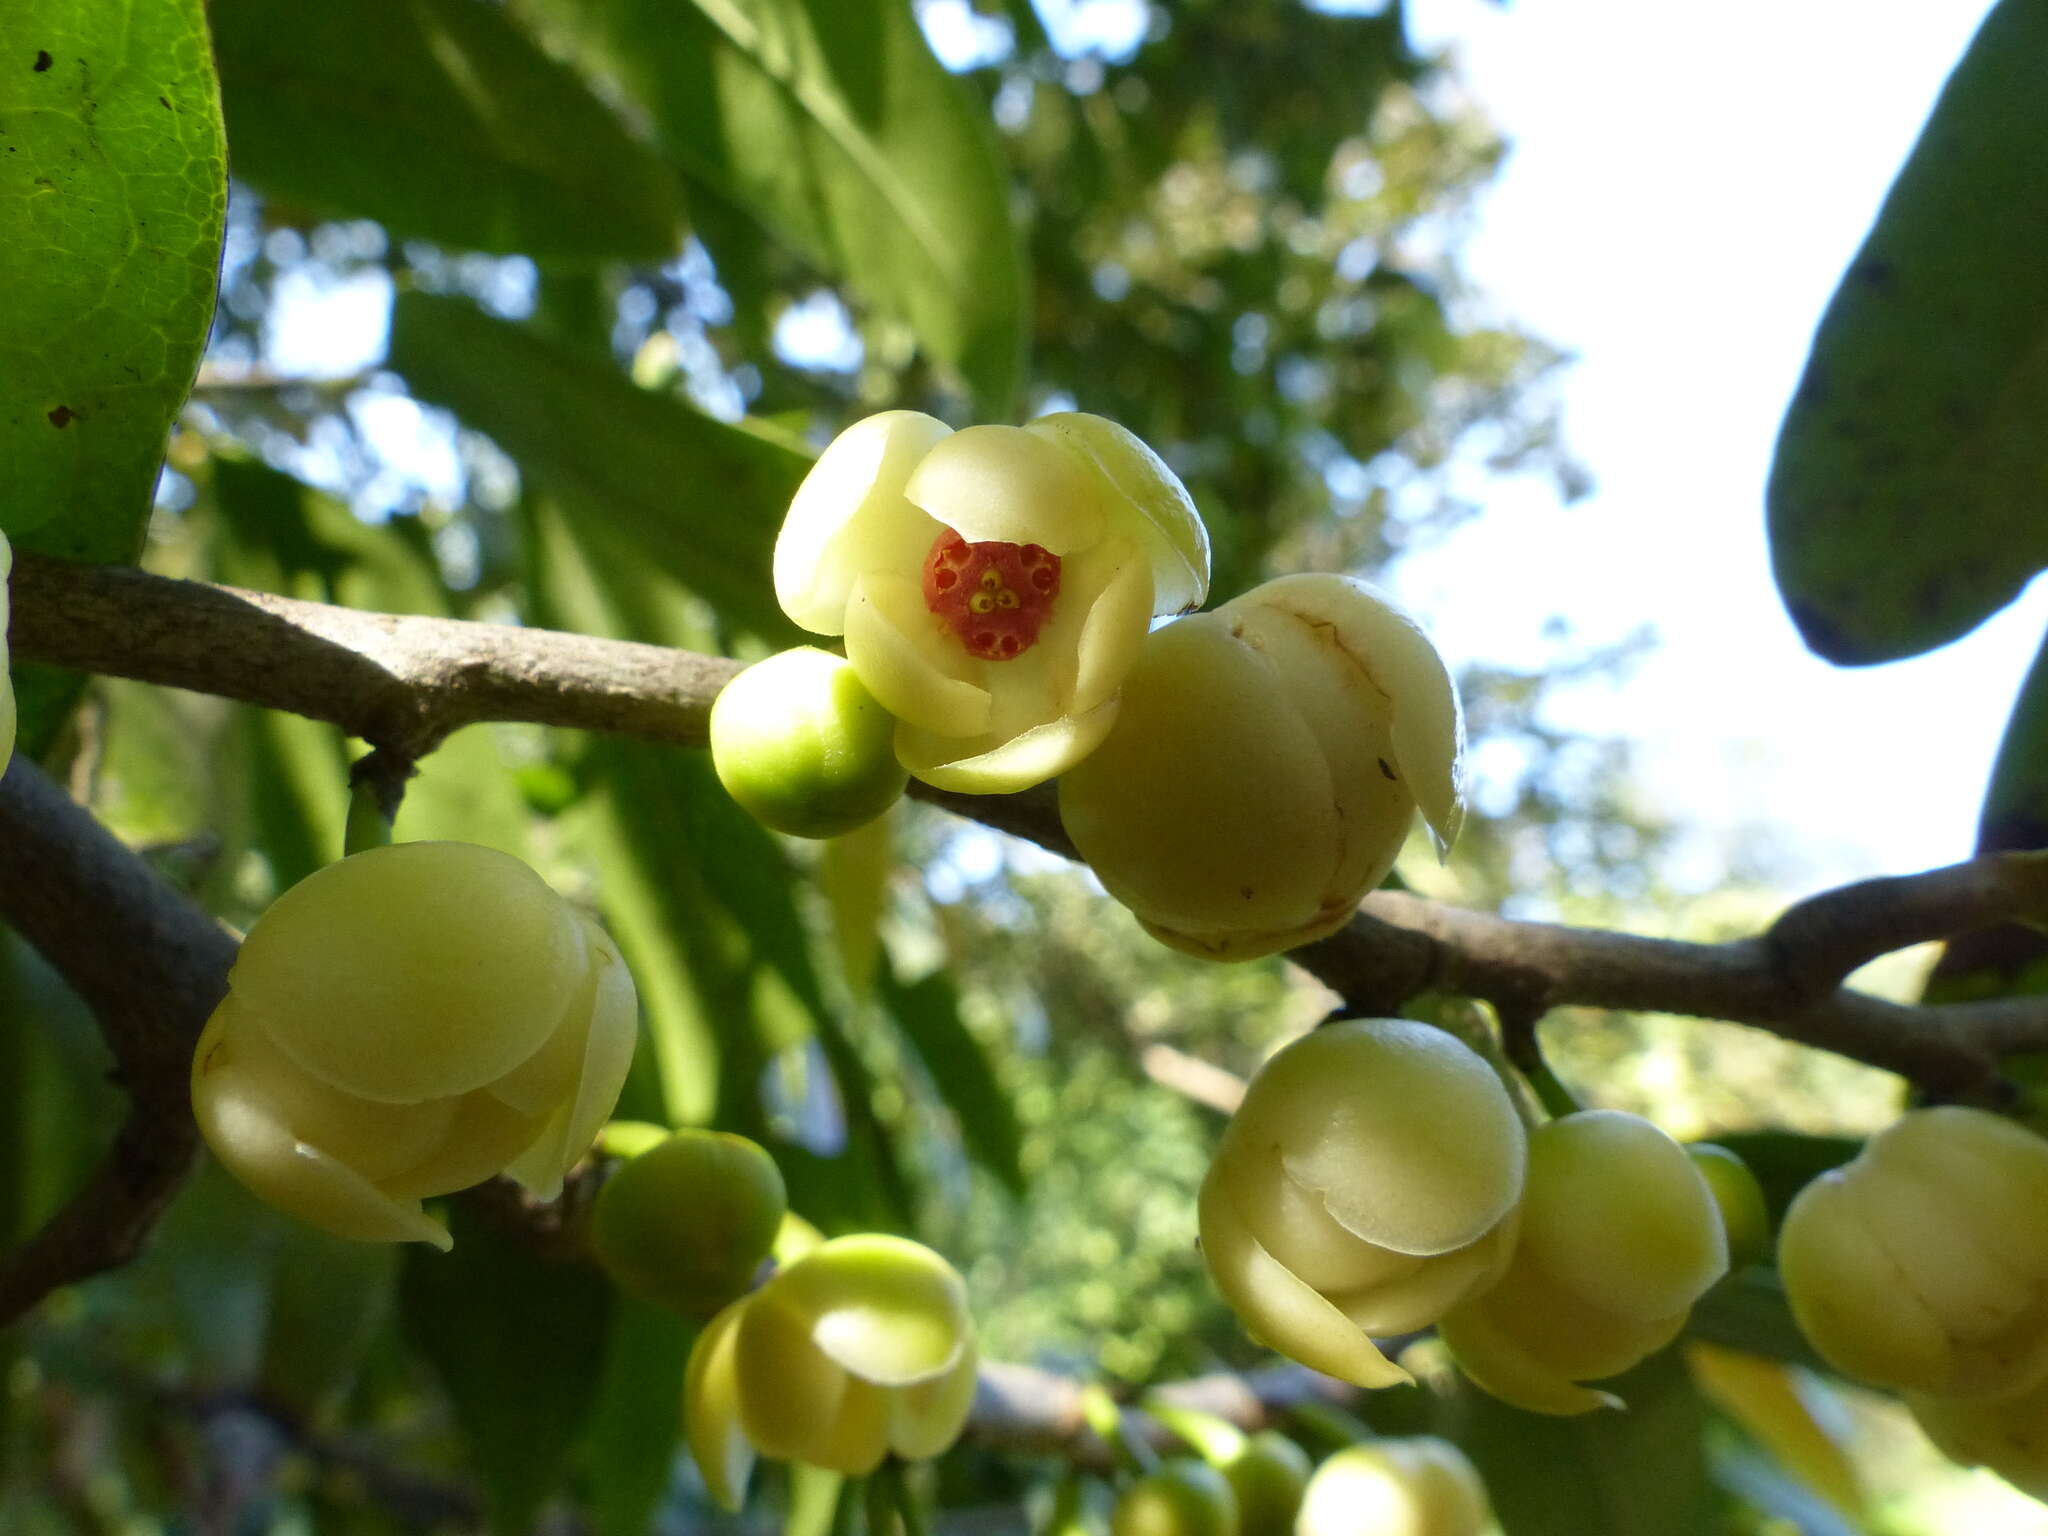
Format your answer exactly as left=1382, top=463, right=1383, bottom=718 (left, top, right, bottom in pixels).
left=515, top=0, right=1026, bottom=413
left=389, top=293, right=809, bottom=642
left=210, top=0, right=681, bottom=260
left=1767, top=0, right=2048, bottom=664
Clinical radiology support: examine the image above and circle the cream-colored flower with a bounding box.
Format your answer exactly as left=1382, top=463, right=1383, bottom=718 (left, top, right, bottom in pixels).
left=1439, top=1110, right=1729, bottom=1415
left=1908, top=1371, right=2048, bottom=1504
left=1058, top=574, right=1463, bottom=961
left=1779, top=1106, right=2048, bottom=1399
left=191, top=841, right=638, bottom=1249
left=1198, top=1020, right=1525, bottom=1389
left=685, top=1234, right=979, bottom=1509
left=1295, top=1438, right=1491, bottom=1536
left=772, top=411, right=1209, bottom=793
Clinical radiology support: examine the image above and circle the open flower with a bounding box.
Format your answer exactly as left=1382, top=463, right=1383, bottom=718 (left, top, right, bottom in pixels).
left=685, top=1234, right=978, bottom=1509
left=1438, top=1110, right=1729, bottom=1415
left=1058, top=574, right=1463, bottom=961
left=772, top=411, right=1210, bottom=793
left=1198, top=1020, right=1526, bottom=1389
left=1779, top=1106, right=2048, bottom=1399
left=191, top=841, right=638, bottom=1249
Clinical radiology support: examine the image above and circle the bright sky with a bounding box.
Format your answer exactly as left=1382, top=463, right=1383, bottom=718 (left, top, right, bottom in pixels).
left=1394, top=0, right=2044, bottom=892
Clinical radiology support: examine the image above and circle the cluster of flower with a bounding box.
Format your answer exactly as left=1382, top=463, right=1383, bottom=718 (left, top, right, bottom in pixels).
left=715, top=410, right=1461, bottom=961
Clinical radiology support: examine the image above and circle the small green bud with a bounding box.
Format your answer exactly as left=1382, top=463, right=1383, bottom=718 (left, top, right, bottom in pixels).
left=1111, top=1460, right=1239, bottom=1536
left=1296, top=1439, right=1490, bottom=1536
left=590, top=1129, right=786, bottom=1317
left=1219, top=1431, right=1311, bottom=1536
left=1687, top=1142, right=1771, bottom=1271
left=710, top=647, right=907, bottom=838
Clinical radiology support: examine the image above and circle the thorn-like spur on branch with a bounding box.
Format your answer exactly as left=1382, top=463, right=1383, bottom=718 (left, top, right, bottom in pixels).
left=0, top=758, right=239, bottom=1324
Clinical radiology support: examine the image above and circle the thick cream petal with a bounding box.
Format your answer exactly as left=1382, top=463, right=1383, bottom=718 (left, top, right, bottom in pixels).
left=1780, top=1173, right=1954, bottom=1392
left=1331, top=1216, right=1517, bottom=1336
left=193, top=1051, right=451, bottom=1249
left=1910, top=1376, right=2048, bottom=1503
left=376, top=1088, right=549, bottom=1200
left=1197, top=1172, right=1411, bottom=1389
left=1025, top=413, right=1209, bottom=613
left=1222, top=575, right=1465, bottom=855
left=889, top=1339, right=980, bottom=1460
left=801, top=1376, right=895, bottom=1476
left=772, top=1235, right=971, bottom=1387
left=1060, top=538, right=1155, bottom=718
left=905, top=425, right=1104, bottom=553
left=896, top=698, right=1120, bottom=795
left=844, top=571, right=993, bottom=736
left=775, top=411, right=953, bottom=635
left=736, top=1286, right=856, bottom=1463
left=1437, top=1294, right=1621, bottom=1417
left=684, top=1298, right=758, bottom=1513
left=1240, top=1163, right=1421, bottom=1296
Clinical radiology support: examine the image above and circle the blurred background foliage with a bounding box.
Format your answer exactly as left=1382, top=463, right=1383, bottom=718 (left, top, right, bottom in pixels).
left=1, top=0, right=1997, bottom=1531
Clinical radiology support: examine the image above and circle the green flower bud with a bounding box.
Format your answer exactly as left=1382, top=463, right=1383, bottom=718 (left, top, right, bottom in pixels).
left=590, top=1129, right=786, bottom=1316
left=1688, top=1142, right=1771, bottom=1271
left=1199, top=1020, right=1526, bottom=1389
left=710, top=647, right=907, bottom=838
left=1779, top=1106, right=2048, bottom=1398
left=1296, top=1438, right=1491, bottom=1536
left=1440, top=1110, right=1729, bottom=1415
left=191, top=841, right=638, bottom=1249
left=771, top=410, right=1209, bottom=793
left=1059, top=576, right=1463, bottom=961
left=683, top=1234, right=978, bottom=1509
left=1219, top=1431, right=1311, bottom=1536
left=1908, top=1371, right=2048, bottom=1503
left=1111, top=1460, right=1239, bottom=1536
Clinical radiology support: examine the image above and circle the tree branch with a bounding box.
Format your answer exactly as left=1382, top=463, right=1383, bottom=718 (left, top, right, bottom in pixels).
left=2, top=553, right=2044, bottom=1318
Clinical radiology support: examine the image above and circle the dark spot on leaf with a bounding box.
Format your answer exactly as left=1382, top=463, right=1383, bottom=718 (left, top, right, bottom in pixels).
left=1240, top=886, right=1254, bottom=900
left=157, top=95, right=171, bottom=109
left=33, top=50, right=51, bottom=72
left=1377, top=757, right=1397, bottom=781
left=46, top=405, right=75, bottom=428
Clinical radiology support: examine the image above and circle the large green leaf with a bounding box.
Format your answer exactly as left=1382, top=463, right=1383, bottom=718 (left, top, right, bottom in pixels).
left=210, top=0, right=681, bottom=260
left=389, top=293, right=809, bottom=641
left=574, top=1296, right=694, bottom=1536
left=516, top=0, right=1026, bottom=413
left=880, top=959, right=1025, bottom=1196
left=1, top=0, right=225, bottom=747
left=1453, top=1351, right=1715, bottom=1536
left=401, top=1204, right=613, bottom=1530
left=1767, top=0, right=2048, bottom=664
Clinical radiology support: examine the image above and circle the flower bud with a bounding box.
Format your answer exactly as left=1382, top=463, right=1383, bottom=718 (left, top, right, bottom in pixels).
left=1778, top=1106, right=2048, bottom=1398
left=684, top=1234, right=978, bottom=1509
left=1219, top=1431, right=1311, bottom=1536
left=191, top=841, right=638, bottom=1249
left=590, top=1129, right=786, bottom=1316
left=1112, top=1461, right=1239, bottom=1536
left=1198, top=1020, right=1526, bottom=1389
left=1908, top=1372, right=2048, bottom=1503
left=1058, top=575, right=1463, bottom=961
left=1439, top=1110, right=1729, bottom=1414
left=771, top=410, right=1210, bottom=793
left=1296, top=1438, right=1491, bottom=1536
left=710, top=647, right=907, bottom=838
left=1688, top=1142, right=1771, bottom=1272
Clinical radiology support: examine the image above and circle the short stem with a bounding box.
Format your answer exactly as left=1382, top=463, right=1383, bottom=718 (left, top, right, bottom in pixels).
left=343, top=777, right=393, bottom=857
left=885, top=1459, right=933, bottom=1536
left=344, top=748, right=414, bottom=855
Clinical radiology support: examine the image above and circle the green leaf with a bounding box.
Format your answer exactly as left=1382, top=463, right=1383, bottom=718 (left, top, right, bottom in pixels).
left=389, top=293, right=809, bottom=642
left=1698, top=1131, right=1858, bottom=1229
left=574, top=1296, right=694, bottom=1536
left=1688, top=1270, right=1833, bottom=1375
left=209, top=0, right=681, bottom=260
left=880, top=959, right=1025, bottom=1196
left=1452, top=1350, right=1714, bottom=1536
left=401, top=1203, right=614, bottom=1530
left=1, top=0, right=226, bottom=748
left=1767, top=0, right=2048, bottom=664
left=516, top=0, right=1026, bottom=413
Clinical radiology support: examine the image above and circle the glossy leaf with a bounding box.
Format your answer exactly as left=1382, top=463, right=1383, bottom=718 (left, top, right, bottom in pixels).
left=880, top=959, right=1025, bottom=1196
left=388, top=293, right=809, bottom=641
left=515, top=0, right=1026, bottom=413
left=210, top=0, right=681, bottom=260
left=1767, top=0, right=2048, bottom=664
left=401, top=1204, right=613, bottom=1530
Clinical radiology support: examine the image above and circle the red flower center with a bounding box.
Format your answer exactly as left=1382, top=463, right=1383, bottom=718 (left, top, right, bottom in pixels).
left=920, top=533, right=1062, bottom=661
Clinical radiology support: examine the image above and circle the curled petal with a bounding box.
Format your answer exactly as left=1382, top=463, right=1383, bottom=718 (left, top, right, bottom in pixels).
left=685, top=1299, right=758, bottom=1512
left=1062, top=537, right=1155, bottom=719
left=897, top=697, right=1120, bottom=795
left=904, top=425, right=1104, bottom=554
left=772, top=1235, right=972, bottom=1386
left=233, top=841, right=586, bottom=1104
left=889, top=1338, right=980, bottom=1460
left=1331, top=1216, right=1518, bottom=1336
left=1437, top=1296, right=1621, bottom=1417
left=376, top=1088, right=548, bottom=1200
left=844, top=571, right=993, bottom=737
left=775, top=411, right=953, bottom=634
left=736, top=1285, right=857, bottom=1463
left=1026, top=413, right=1209, bottom=613
left=1197, top=1172, right=1411, bottom=1390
